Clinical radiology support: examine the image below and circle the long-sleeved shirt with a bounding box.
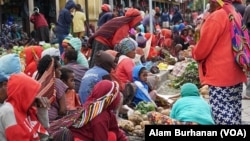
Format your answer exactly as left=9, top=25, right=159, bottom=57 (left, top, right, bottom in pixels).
left=192, top=4, right=246, bottom=86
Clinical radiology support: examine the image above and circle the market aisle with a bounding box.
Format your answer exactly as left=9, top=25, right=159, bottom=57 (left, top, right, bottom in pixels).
left=156, top=70, right=250, bottom=125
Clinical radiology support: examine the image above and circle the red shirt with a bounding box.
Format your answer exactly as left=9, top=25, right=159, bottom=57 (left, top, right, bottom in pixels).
left=30, top=13, right=49, bottom=29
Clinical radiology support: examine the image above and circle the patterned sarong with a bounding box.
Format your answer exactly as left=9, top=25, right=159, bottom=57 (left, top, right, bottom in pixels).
left=209, top=83, right=242, bottom=125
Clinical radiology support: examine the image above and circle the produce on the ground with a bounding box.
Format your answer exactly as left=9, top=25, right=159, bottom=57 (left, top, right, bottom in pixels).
left=128, top=111, right=144, bottom=125
left=156, top=106, right=164, bottom=113
left=135, top=101, right=156, bottom=114
left=0, top=43, right=59, bottom=58
left=160, top=109, right=171, bottom=116
left=118, top=119, right=135, bottom=132
left=171, top=60, right=200, bottom=89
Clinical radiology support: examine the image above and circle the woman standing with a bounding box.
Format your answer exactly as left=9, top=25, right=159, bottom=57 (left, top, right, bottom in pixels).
left=192, top=0, right=246, bottom=124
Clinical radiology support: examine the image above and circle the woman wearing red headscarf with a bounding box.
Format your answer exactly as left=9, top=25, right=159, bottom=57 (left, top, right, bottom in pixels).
left=99, top=4, right=111, bottom=19
left=70, top=80, right=128, bottom=141
left=23, top=46, right=43, bottom=77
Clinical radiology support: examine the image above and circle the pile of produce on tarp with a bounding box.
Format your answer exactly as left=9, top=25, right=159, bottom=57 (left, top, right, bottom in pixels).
left=118, top=101, right=172, bottom=139
left=170, top=59, right=200, bottom=89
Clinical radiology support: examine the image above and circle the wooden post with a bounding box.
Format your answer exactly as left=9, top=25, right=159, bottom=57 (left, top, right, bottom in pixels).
left=85, top=0, right=90, bottom=37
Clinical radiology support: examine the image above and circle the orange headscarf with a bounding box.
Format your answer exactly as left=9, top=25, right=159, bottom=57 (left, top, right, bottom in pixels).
left=161, top=29, right=172, bottom=39
left=101, top=4, right=110, bottom=12
left=125, top=8, right=143, bottom=28
left=24, top=46, right=43, bottom=77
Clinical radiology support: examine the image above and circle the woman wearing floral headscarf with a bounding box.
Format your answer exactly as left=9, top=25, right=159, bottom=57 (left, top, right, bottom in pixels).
left=114, top=37, right=137, bottom=92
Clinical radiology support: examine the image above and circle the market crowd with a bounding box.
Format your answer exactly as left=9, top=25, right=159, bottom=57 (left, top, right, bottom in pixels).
left=0, top=0, right=250, bottom=141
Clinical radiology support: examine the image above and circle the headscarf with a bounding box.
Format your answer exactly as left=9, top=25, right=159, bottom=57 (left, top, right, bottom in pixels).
left=41, top=48, right=60, bottom=58
left=161, top=29, right=172, bottom=39
left=132, top=65, right=156, bottom=106
left=180, top=83, right=200, bottom=97
left=101, top=4, right=111, bottom=12
left=132, top=65, right=146, bottom=82
left=137, top=24, right=145, bottom=33
left=84, top=80, right=121, bottom=111
left=69, top=37, right=82, bottom=52
left=62, top=35, right=73, bottom=48
left=125, top=8, right=143, bottom=28
left=95, top=50, right=115, bottom=73
left=0, top=53, right=21, bottom=78
left=114, top=37, right=137, bottom=55
left=136, top=33, right=147, bottom=48
left=24, top=46, right=43, bottom=77
left=170, top=82, right=215, bottom=125
left=69, top=37, right=89, bottom=68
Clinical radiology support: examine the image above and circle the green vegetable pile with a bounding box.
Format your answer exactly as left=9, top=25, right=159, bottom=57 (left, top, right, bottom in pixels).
left=172, top=60, right=201, bottom=89
left=135, top=101, right=156, bottom=114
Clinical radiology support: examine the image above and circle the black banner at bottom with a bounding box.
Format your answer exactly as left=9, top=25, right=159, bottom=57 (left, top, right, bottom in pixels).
left=145, top=125, right=250, bottom=140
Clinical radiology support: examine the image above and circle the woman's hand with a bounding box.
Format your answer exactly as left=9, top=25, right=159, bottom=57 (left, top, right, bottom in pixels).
left=34, top=96, right=50, bottom=109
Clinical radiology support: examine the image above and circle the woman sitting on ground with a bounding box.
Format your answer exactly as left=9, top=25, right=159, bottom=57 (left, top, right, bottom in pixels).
left=35, top=55, right=68, bottom=122
left=48, top=80, right=128, bottom=141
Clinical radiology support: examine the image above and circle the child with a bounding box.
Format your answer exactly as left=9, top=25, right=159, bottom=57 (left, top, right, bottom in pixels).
left=186, top=28, right=196, bottom=45
left=132, top=65, right=157, bottom=107
left=60, top=67, right=81, bottom=111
